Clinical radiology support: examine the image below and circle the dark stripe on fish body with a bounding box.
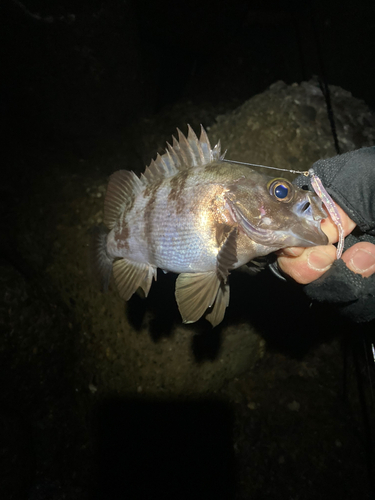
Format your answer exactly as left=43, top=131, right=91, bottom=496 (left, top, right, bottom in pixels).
left=114, top=220, right=130, bottom=251
left=143, top=179, right=163, bottom=250
left=168, top=169, right=190, bottom=215
left=204, top=162, right=221, bottom=175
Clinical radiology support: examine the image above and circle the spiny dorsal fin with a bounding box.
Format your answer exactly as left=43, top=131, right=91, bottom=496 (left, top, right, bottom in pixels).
left=141, top=125, right=222, bottom=186
left=172, top=134, right=187, bottom=167
left=198, top=125, right=213, bottom=162
left=104, top=170, right=143, bottom=229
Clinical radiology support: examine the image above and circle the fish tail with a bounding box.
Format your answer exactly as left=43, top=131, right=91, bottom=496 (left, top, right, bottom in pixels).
left=89, top=224, right=113, bottom=292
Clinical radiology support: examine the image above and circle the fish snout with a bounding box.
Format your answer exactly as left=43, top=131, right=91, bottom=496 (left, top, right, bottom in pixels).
left=289, top=193, right=329, bottom=247
left=295, top=192, right=327, bottom=221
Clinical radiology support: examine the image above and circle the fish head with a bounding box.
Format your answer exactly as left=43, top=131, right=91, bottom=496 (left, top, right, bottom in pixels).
left=226, top=174, right=328, bottom=249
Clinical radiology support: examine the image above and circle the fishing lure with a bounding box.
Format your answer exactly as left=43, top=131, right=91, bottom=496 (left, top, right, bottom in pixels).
left=308, top=169, right=344, bottom=259
left=222, top=158, right=344, bottom=259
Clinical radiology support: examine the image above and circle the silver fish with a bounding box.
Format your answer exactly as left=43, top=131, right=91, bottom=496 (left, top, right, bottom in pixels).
left=92, top=125, right=328, bottom=326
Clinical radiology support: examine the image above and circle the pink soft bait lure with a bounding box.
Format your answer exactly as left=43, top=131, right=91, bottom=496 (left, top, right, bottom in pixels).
left=308, top=169, right=344, bottom=259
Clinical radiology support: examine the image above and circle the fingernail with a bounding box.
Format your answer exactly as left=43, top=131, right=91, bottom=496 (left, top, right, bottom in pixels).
left=277, top=248, right=296, bottom=257
left=307, top=250, right=333, bottom=271
left=278, top=247, right=303, bottom=257
left=283, top=247, right=299, bottom=257
left=350, top=248, right=375, bottom=273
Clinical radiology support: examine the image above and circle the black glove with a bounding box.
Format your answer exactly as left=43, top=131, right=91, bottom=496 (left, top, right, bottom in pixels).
left=293, top=147, right=375, bottom=323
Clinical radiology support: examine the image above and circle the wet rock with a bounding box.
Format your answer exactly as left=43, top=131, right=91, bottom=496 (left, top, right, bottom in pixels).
left=15, top=80, right=375, bottom=400
left=6, top=79, right=375, bottom=498
left=208, top=79, right=375, bottom=178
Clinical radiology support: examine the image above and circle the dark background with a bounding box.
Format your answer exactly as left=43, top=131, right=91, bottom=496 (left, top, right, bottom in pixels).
left=2, top=0, right=375, bottom=167
left=1, top=1, right=375, bottom=499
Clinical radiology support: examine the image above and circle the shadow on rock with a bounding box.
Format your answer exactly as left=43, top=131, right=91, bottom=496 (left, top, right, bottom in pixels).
left=225, top=268, right=340, bottom=358
left=91, top=397, right=235, bottom=500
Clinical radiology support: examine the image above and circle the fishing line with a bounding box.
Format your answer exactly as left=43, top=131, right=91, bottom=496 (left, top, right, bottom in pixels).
left=221, top=159, right=304, bottom=175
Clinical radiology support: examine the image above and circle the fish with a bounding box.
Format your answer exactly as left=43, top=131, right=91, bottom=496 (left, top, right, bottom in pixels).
left=92, top=125, right=328, bottom=327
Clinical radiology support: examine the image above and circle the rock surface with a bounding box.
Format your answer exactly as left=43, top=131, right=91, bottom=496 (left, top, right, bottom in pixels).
left=2, top=80, right=374, bottom=498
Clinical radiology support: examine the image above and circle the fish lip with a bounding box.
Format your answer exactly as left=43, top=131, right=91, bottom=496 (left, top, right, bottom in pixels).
left=288, top=219, right=329, bottom=247
left=290, top=233, right=328, bottom=247
left=287, top=192, right=328, bottom=246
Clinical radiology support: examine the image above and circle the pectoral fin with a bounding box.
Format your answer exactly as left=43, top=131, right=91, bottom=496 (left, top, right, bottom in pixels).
left=113, top=258, right=156, bottom=301
left=175, top=272, right=220, bottom=324
left=217, top=227, right=238, bottom=281
left=204, top=228, right=237, bottom=326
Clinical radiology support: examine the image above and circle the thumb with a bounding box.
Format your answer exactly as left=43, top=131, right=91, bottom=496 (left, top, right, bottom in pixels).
left=342, top=242, right=375, bottom=277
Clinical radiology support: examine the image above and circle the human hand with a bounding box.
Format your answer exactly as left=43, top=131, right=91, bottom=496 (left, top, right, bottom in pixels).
left=277, top=203, right=375, bottom=283
left=274, top=146, right=375, bottom=323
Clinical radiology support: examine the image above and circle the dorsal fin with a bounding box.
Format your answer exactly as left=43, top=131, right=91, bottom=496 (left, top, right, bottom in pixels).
left=104, top=170, right=143, bottom=229
left=141, top=125, right=222, bottom=186
left=104, top=126, right=222, bottom=229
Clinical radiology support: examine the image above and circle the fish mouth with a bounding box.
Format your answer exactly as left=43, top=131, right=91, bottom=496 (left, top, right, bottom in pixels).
left=287, top=193, right=328, bottom=247
left=286, top=219, right=328, bottom=247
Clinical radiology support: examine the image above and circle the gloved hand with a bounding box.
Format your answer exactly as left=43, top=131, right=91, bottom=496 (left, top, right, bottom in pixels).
left=276, top=147, right=375, bottom=322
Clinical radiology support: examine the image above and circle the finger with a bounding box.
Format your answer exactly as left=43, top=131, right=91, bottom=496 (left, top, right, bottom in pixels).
left=278, top=203, right=356, bottom=259
left=276, top=246, right=304, bottom=257
left=342, top=242, right=375, bottom=277
left=319, top=204, right=356, bottom=244
left=277, top=244, right=337, bottom=284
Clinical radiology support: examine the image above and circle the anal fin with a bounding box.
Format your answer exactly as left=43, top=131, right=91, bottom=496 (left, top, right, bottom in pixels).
left=139, top=265, right=157, bottom=298
left=113, top=259, right=155, bottom=301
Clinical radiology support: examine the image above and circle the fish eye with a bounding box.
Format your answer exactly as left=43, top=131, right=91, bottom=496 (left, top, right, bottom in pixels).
left=268, top=179, right=293, bottom=202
